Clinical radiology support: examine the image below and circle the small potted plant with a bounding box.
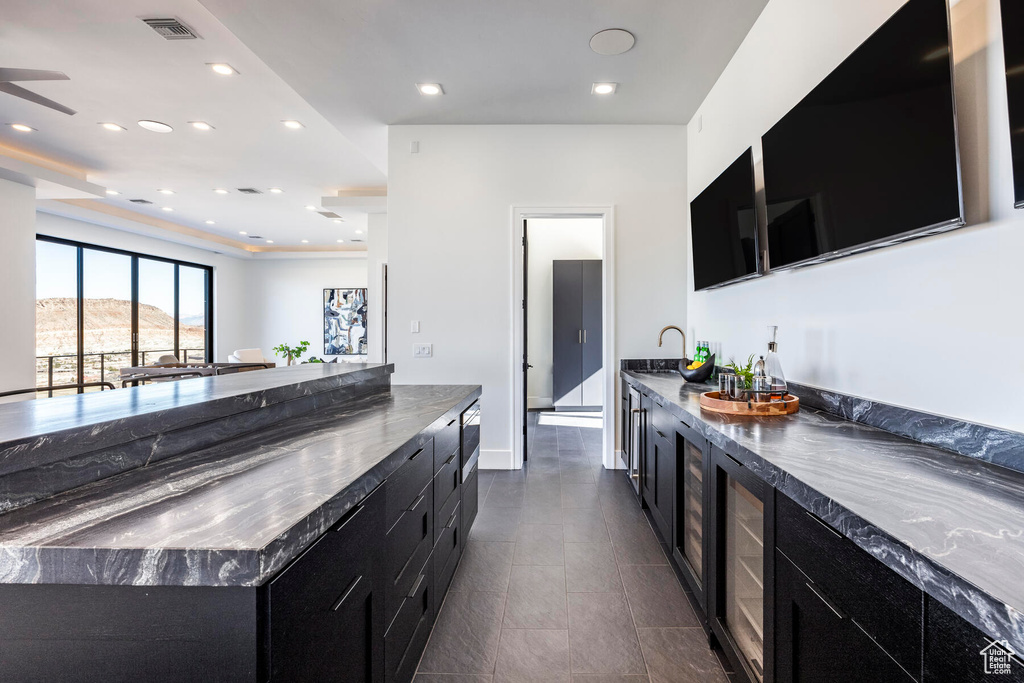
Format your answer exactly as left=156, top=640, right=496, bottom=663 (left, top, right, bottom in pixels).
left=273, top=340, right=310, bottom=366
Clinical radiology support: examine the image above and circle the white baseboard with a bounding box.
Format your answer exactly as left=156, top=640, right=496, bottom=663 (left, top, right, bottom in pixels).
left=480, top=449, right=515, bottom=470
left=527, top=397, right=553, bottom=410
left=611, top=449, right=627, bottom=470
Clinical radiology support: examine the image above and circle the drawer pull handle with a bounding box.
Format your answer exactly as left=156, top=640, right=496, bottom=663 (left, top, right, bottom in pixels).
left=655, top=428, right=667, bottom=439
left=804, top=510, right=844, bottom=540
left=724, top=452, right=744, bottom=468
left=447, top=418, right=457, bottom=427
left=446, top=509, right=458, bottom=529
left=445, top=450, right=459, bottom=466
left=806, top=581, right=845, bottom=620
left=331, top=575, right=363, bottom=611
left=407, top=573, right=425, bottom=599
left=334, top=504, right=364, bottom=532
left=409, top=447, right=425, bottom=461
left=408, top=494, right=426, bottom=511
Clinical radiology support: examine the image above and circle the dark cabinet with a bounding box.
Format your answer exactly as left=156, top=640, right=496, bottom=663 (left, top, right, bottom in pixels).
left=775, top=550, right=913, bottom=683
left=552, top=259, right=602, bottom=409
left=924, top=596, right=1024, bottom=681
left=709, top=446, right=772, bottom=683
left=264, top=484, right=385, bottom=683
left=672, top=421, right=709, bottom=616
left=644, top=401, right=675, bottom=544
left=384, top=554, right=434, bottom=683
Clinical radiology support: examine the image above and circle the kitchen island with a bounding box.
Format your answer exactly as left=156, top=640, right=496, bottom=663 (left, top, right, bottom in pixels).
left=0, top=364, right=482, bottom=682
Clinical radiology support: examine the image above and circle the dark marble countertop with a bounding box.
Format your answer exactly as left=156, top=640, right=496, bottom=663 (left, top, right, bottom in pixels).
left=0, top=363, right=392, bottom=482
left=622, top=370, right=1024, bottom=652
left=0, top=383, right=481, bottom=588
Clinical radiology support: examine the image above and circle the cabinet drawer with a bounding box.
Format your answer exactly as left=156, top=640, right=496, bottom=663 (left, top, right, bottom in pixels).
left=776, top=492, right=922, bottom=675
left=385, top=554, right=434, bottom=683
left=387, top=440, right=434, bottom=530
left=435, top=470, right=461, bottom=545
left=433, top=446, right=461, bottom=521
left=386, top=481, right=433, bottom=626
left=924, top=595, right=1024, bottom=681
left=266, top=485, right=384, bottom=682
left=650, top=402, right=676, bottom=442
left=434, top=417, right=460, bottom=473
left=434, top=500, right=462, bottom=596
left=462, top=462, right=479, bottom=534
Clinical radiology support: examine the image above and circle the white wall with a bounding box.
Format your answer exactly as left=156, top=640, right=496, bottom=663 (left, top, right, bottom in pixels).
left=526, top=218, right=604, bottom=408
left=35, top=211, right=251, bottom=363
left=245, top=257, right=369, bottom=364
left=687, top=0, right=1024, bottom=432
left=388, top=125, right=688, bottom=466
left=366, top=213, right=389, bottom=364
left=0, top=179, right=38, bottom=397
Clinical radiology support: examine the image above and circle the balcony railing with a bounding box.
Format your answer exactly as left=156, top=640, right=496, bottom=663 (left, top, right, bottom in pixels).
left=35, top=349, right=206, bottom=398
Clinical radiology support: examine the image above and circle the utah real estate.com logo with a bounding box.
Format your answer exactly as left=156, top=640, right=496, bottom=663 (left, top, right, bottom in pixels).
left=981, top=640, right=1017, bottom=675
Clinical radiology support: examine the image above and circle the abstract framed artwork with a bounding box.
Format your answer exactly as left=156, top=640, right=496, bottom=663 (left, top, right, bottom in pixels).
left=324, top=288, right=368, bottom=355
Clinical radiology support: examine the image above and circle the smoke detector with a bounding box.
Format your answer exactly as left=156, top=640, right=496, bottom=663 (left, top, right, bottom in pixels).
left=590, top=29, right=635, bottom=56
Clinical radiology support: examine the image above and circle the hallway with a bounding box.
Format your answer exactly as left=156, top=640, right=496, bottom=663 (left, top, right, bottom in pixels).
left=414, top=413, right=732, bottom=682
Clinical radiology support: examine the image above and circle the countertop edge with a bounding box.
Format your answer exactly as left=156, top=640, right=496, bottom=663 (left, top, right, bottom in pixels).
left=621, top=370, right=1024, bottom=653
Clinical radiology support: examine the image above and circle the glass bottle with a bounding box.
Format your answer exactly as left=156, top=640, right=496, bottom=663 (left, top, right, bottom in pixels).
left=765, top=326, right=788, bottom=399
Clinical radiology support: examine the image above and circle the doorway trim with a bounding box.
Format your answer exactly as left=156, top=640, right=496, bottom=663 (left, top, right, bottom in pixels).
left=510, top=206, right=618, bottom=471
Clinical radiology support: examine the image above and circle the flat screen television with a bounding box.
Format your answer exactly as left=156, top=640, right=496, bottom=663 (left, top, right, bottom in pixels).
left=761, top=0, right=963, bottom=271
left=1001, top=0, right=1024, bottom=208
left=689, top=147, right=760, bottom=290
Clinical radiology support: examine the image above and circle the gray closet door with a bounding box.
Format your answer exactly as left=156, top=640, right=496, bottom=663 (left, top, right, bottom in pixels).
left=553, top=259, right=603, bottom=410
left=581, top=260, right=603, bottom=407
left=552, top=260, right=583, bottom=408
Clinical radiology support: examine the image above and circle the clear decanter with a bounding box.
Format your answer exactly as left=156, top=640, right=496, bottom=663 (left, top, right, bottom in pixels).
left=765, top=325, right=788, bottom=399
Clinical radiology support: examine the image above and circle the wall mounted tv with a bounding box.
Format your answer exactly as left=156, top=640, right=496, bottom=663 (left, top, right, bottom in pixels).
left=689, top=147, right=760, bottom=290
left=761, top=0, right=963, bottom=271
left=1001, top=0, right=1024, bottom=208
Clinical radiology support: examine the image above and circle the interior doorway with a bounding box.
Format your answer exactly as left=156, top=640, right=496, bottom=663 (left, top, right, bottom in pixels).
left=512, top=210, right=616, bottom=470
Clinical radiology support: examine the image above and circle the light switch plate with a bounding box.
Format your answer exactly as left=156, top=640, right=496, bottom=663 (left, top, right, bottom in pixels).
left=413, top=343, right=432, bottom=358
left=411, top=320, right=421, bottom=333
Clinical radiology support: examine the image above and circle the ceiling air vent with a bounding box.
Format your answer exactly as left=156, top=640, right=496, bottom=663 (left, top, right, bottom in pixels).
left=129, top=198, right=153, bottom=204
left=350, top=239, right=365, bottom=243
left=142, top=17, right=201, bottom=40
left=318, top=211, right=342, bottom=219
left=247, top=235, right=263, bottom=239
left=237, top=188, right=262, bottom=194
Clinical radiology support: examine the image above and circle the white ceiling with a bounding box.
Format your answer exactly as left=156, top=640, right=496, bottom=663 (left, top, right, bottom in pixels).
left=1, top=0, right=768, bottom=251
left=0, top=0, right=385, bottom=248
left=198, top=0, right=769, bottom=172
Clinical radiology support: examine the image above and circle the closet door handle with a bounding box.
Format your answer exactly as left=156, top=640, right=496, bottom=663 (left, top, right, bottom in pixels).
left=578, top=330, right=582, bottom=344
left=583, top=330, right=587, bottom=344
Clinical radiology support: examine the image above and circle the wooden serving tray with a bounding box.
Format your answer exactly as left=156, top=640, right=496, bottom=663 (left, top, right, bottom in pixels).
left=699, top=391, right=799, bottom=416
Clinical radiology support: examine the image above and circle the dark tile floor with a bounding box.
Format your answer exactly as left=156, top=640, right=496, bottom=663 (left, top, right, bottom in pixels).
left=415, top=411, right=731, bottom=682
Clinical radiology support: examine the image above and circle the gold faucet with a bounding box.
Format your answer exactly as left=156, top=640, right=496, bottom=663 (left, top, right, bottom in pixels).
left=658, top=325, right=686, bottom=359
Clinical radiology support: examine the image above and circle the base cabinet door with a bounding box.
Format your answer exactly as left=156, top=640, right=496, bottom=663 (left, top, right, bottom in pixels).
left=264, top=485, right=385, bottom=683
left=775, top=550, right=913, bottom=683
left=924, top=596, right=1024, bottom=682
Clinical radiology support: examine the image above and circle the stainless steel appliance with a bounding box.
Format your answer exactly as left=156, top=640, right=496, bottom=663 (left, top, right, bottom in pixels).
left=626, top=386, right=643, bottom=496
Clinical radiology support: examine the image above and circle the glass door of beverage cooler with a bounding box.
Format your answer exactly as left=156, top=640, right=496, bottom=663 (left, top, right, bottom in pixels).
left=710, top=446, right=773, bottom=683
left=672, top=423, right=709, bottom=614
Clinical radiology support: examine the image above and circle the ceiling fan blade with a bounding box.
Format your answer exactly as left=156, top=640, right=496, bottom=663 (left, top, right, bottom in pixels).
left=0, top=82, right=76, bottom=115
left=0, top=68, right=70, bottom=82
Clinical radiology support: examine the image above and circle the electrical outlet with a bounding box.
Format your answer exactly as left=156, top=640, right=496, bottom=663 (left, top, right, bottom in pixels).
left=413, top=343, right=432, bottom=358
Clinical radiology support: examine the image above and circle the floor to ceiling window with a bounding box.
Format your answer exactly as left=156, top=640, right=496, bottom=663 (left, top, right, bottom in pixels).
left=35, top=236, right=213, bottom=394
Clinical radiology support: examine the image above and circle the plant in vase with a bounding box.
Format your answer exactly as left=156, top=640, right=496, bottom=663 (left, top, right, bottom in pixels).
left=725, top=355, right=756, bottom=389
left=273, top=340, right=310, bottom=366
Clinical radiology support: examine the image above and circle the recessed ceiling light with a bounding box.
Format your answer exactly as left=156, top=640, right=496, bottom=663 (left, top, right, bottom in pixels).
left=189, top=121, right=213, bottom=131
left=305, top=205, right=316, bottom=210
left=161, top=207, right=174, bottom=212
left=158, top=189, right=175, bottom=195
left=105, top=190, right=121, bottom=196
left=266, top=240, right=274, bottom=244
left=592, top=83, right=618, bottom=95
left=99, top=122, right=126, bottom=132
left=417, top=83, right=444, bottom=95
left=208, top=63, right=238, bottom=76
left=355, top=230, right=364, bottom=234
left=205, top=220, right=216, bottom=225
left=213, top=188, right=229, bottom=194
left=138, top=120, right=173, bottom=133
left=9, top=123, right=35, bottom=132
left=301, top=239, right=309, bottom=243
left=269, top=187, right=283, bottom=193
left=239, top=231, right=247, bottom=235
left=333, top=219, right=343, bottom=224
left=282, top=120, right=304, bottom=129
left=337, top=239, right=345, bottom=243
